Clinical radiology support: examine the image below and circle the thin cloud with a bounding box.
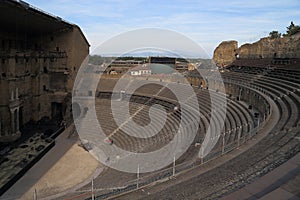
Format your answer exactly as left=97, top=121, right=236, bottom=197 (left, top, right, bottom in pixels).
left=25, top=0, right=300, bottom=57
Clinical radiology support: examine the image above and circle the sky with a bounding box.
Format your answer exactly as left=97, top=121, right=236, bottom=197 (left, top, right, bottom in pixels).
left=25, top=0, right=300, bottom=58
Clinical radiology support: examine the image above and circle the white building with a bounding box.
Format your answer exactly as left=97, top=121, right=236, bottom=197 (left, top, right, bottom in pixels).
left=130, top=64, right=151, bottom=76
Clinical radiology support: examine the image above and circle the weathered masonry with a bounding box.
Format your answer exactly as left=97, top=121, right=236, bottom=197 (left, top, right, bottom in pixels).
left=0, top=0, right=89, bottom=142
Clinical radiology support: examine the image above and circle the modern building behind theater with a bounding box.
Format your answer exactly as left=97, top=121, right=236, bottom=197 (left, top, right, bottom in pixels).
left=0, top=0, right=89, bottom=142
left=149, top=57, right=176, bottom=74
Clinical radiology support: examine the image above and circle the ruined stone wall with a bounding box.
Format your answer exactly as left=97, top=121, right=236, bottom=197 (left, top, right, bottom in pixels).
left=238, top=35, right=300, bottom=58
left=212, top=40, right=238, bottom=67
left=68, top=27, right=90, bottom=91
left=213, top=33, right=300, bottom=67
left=0, top=27, right=89, bottom=142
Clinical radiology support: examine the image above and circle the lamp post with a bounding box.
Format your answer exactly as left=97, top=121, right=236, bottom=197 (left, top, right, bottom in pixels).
left=222, top=132, right=226, bottom=154
left=173, top=156, right=176, bottom=177
left=33, top=189, right=37, bottom=200
left=91, top=178, right=94, bottom=200
left=239, top=88, right=242, bottom=101
left=237, top=125, right=242, bottom=147
left=137, top=164, right=140, bottom=189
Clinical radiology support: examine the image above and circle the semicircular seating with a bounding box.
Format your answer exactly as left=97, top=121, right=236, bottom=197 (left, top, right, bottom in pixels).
left=83, top=63, right=300, bottom=199
left=91, top=78, right=256, bottom=165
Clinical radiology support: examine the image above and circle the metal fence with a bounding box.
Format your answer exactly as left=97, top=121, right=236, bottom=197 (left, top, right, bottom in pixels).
left=69, top=77, right=271, bottom=200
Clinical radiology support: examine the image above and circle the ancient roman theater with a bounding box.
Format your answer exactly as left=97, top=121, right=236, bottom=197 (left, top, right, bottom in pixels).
left=0, top=1, right=299, bottom=200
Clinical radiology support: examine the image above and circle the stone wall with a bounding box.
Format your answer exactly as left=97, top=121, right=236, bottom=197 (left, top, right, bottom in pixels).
left=0, top=21, right=89, bottom=142
left=213, top=41, right=238, bottom=67
left=238, top=34, right=300, bottom=59
left=213, top=33, right=300, bottom=67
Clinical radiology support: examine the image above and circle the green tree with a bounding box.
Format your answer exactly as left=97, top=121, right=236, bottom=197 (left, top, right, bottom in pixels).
left=283, top=21, right=300, bottom=36
left=269, top=30, right=281, bottom=39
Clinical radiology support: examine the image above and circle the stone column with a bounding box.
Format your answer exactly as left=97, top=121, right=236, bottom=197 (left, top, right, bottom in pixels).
left=16, top=108, right=20, bottom=132
left=10, top=109, right=15, bottom=134
left=11, top=90, right=14, bottom=101
left=16, top=88, right=19, bottom=99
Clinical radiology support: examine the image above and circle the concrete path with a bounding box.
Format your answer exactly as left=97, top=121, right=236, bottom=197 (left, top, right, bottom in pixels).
left=221, top=152, right=300, bottom=200
left=0, top=125, right=101, bottom=200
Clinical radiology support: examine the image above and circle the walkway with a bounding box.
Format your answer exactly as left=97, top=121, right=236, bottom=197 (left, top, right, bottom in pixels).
left=221, top=152, right=300, bottom=200
left=0, top=125, right=101, bottom=200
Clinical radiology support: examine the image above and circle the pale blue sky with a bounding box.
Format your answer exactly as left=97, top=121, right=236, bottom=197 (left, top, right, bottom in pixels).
left=25, top=0, right=300, bottom=58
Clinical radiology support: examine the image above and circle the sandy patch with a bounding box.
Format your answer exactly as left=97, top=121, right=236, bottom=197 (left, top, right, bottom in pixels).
left=20, top=144, right=99, bottom=200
